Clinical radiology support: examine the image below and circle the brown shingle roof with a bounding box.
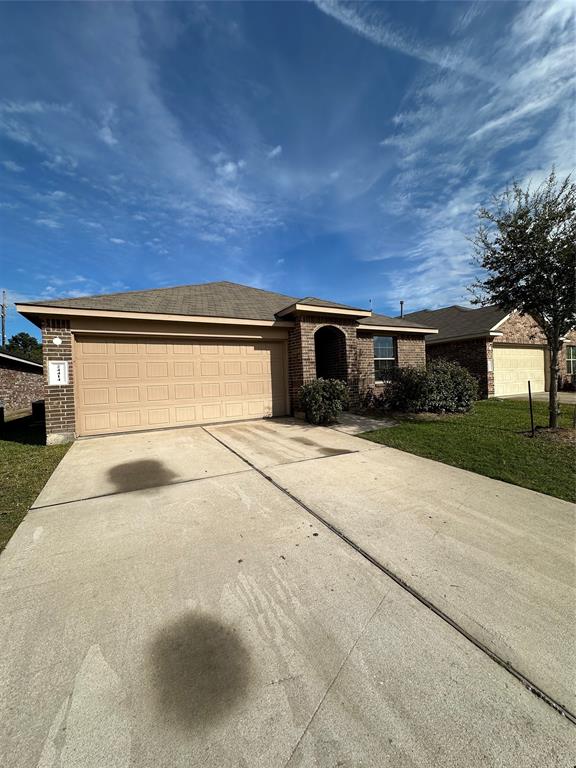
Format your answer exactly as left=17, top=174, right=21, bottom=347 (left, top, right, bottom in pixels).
left=402, top=305, right=509, bottom=342
left=24, top=281, right=298, bottom=322
left=360, top=311, right=436, bottom=330
left=296, top=296, right=369, bottom=311
left=21, top=281, right=373, bottom=321
left=19, top=280, right=437, bottom=333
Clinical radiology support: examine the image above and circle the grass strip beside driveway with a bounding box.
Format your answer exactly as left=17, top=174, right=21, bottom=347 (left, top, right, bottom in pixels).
left=0, top=414, right=70, bottom=552
left=360, top=399, right=575, bottom=503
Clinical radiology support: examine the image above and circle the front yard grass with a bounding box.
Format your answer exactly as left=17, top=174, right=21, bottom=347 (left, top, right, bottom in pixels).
left=0, top=413, right=69, bottom=552
left=361, top=398, right=575, bottom=503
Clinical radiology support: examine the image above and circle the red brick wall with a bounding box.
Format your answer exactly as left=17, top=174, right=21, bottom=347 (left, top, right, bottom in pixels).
left=493, top=312, right=547, bottom=345
left=288, top=315, right=427, bottom=409
left=495, top=313, right=576, bottom=390
left=288, top=315, right=361, bottom=408
left=427, top=314, right=576, bottom=396
left=397, top=334, right=427, bottom=369
left=0, top=361, right=44, bottom=412
left=427, top=337, right=491, bottom=397
left=42, top=318, right=76, bottom=444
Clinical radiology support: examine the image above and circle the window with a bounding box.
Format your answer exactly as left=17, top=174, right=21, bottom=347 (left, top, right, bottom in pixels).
left=374, top=336, right=396, bottom=381
left=567, top=346, right=576, bottom=375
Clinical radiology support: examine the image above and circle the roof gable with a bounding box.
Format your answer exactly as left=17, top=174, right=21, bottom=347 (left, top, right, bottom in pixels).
left=402, top=305, right=509, bottom=342
left=20, top=281, right=298, bottom=322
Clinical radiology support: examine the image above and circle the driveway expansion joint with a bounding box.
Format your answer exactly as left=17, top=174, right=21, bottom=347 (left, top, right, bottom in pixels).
left=203, top=426, right=576, bottom=726
left=29, top=467, right=254, bottom=511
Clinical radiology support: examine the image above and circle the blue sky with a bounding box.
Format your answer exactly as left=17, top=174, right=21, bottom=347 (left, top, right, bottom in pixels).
left=1, top=1, right=574, bottom=339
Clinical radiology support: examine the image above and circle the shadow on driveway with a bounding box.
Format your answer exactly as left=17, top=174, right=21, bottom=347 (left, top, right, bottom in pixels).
left=148, top=613, right=251, bottom=729
left=108, top=459, right=179, bottom=494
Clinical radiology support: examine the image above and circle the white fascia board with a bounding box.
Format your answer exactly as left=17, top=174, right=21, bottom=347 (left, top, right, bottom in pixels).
left=489, top=312, right=512, bottom=331
left=358, top=324, right=438, bottom=334
left=15, top=304, right=295, bottom=328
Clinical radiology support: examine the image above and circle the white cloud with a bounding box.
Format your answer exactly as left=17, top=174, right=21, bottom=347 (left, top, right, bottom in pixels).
left=267, top=145, right=282, bottom=159
left=372, top=0, right=576, bottom=308
left=109, top=237, right=126, bottom=244
left=198, top=232, right=226, bottom=243
left=35, top=218, right=61, bottom=229
left=42, top=154, right=78, bottom=174
left=0, top=100, right=71, bottom=115
left=98, top=105, right=119, bottom=146
left=2, top=160, right=24, bottom=173
left=215, top=158, right=246, bottom=181
left=313, top=0, right=489, bottom=80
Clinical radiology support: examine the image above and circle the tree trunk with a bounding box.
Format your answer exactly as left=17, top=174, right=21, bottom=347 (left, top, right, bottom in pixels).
left=549, top=346, right=560, bottom=428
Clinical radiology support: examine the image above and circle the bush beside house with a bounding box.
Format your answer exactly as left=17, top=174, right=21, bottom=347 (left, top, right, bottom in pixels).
left=365, top=360, right=478, bottom=414
left=298, top=378, right=350, bottom=425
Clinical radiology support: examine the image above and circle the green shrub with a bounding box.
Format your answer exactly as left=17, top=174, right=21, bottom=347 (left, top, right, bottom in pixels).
left=385, top=360, right=478, bottom=414
left=427, top=359, right=478, bottom=413
left=298, top=378, right=350, bottom=425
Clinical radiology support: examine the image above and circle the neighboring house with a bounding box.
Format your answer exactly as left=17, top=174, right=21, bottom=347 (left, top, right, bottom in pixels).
left=0, top=350, right=44, bottom=413
left=403, top=305, right=576, bottom=398
left=16, top=281, right=437, bottom=444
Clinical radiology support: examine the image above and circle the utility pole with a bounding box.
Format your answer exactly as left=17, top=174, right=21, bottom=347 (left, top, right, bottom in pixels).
left=1, top=290, right=6, bottom=349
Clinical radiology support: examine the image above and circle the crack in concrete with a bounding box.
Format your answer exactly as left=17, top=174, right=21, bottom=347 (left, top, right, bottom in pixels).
left=282, top=589, right=392, bottom=767
left=30, top=468, right=253, bottom=511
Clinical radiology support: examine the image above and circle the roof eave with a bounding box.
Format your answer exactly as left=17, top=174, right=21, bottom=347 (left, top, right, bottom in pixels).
left=15, top=303, right=295, bottom=328
left=357, top=324, right=438, bottom=334
left=427, top=331, right=504, bottom=345
left=0, top=351, right=43, bottom=369
left=275, top=302, right=372, bottom=318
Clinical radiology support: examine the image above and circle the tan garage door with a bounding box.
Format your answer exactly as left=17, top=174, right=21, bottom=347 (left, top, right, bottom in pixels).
left=75, top=336, right=288, bottom=436
left=493, top=346, right=545, bottom=396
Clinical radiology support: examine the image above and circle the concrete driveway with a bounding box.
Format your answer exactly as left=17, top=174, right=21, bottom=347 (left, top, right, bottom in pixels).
left=0, top=421, right=574, bottom=767
left=498, top=391, right=576, bottom=404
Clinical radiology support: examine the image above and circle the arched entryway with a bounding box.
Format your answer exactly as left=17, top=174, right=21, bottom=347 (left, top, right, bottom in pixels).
left=314, top=326, right=348, bottom=381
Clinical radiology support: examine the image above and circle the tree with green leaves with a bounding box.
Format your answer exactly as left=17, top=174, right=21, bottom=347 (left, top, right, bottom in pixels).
left=471, top=170, right=576, bottom=428
left=5, top=331, right=43, bottom=365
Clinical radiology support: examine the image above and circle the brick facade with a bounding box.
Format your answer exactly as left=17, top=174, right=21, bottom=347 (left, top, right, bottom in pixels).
left=427, top=313, right=575, bottom=397
left=42, top=318, right=76, bottom=444
left=0, top=359, right=44, bottom=412
left=492, top=312, right=547, bottom=346
left=427, top=337, right=492, bottom=397
left=36, top=311, right=428, bottom=439
left=397, top=334, right=427, bottom=369
left=288, top=314, right=426, bottom=410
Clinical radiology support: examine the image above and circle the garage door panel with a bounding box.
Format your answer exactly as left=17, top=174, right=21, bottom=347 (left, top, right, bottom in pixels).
left=82, top=387, right=110, bottom=406
left=148, top=408, right=170, bottom=426
left=115, top=342, right=138, bottom=354
left=117, top=410, right=141, bottom=429
left=146, top=384, right=170, bottom=402
left=175, top=405, right=197, bottom=423
left=115, top=361, right=139, bottom=379
left=493, top=346, right=545, bottom=396
left=117, top=386, right=140, bottom=403
left=75, top=336, right=287, bottom=436
left=174, top=361, right=195, bottom=377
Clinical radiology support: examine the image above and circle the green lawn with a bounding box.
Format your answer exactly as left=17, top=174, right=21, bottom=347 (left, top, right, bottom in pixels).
left=0, top=413, right=69, bottom=552
left=361, top=399, right=575, bottom=503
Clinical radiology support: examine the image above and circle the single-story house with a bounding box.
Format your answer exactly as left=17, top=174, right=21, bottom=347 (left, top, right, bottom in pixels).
left=402, top=305, right=576, bottom=398
left=16, top=281, right=437, bottom=444
left=0, top=350, right=44, bottom=413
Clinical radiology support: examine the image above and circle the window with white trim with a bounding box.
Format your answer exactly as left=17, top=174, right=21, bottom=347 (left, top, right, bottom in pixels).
left=374, top=336, right=396, bottom=381
left=567, top=346, right=576, bottom=375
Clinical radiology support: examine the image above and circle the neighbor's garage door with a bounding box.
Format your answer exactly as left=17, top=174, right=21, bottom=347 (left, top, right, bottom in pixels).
left=75, top=336, right=288, bottom=436
left=493, top=346, right=546, bottom=396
